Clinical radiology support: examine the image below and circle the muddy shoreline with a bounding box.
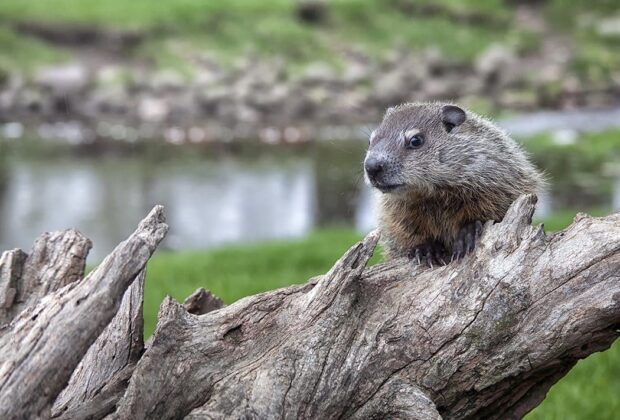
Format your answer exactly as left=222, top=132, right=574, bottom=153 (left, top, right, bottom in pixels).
left=1, top=43, right=619, bottom=145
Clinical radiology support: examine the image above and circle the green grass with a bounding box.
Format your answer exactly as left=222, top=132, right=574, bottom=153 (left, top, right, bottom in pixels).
left=143, top=228, right=380, bottom=336
left=0, top=0, right=509, bottom=31
left=546, top=0, right=620, bottom=82
left=523, top=129, right=620, bottom=209
left=0, top=24, right=66, bottom=73
left=547, top=0, right=620, bottom=29
left=0, top=0, right=617, bottom=82
left=141, top=208, right=618, bottom=418
left=534, top=207, right=610, bottom=232
left=531, top=204, right=620, bottom=420
left=0, top=0, right=522, bottom=72
left=526, top=341, right=620, bottom=419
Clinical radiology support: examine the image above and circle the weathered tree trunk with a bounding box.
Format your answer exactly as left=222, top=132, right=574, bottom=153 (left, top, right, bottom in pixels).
left=0, top=206, right=167, bottom=420
left=0, top=195, right=618, bottom=419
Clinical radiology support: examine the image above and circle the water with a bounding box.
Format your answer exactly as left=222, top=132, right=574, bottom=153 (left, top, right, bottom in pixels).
left=499, top=107, right=620, bottom=138
left=0, top=144, right=371, bottom=260
left=0, top=137, right=617, bottom=261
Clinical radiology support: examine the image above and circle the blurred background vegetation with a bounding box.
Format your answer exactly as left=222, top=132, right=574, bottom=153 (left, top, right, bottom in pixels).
left=0, top=1, right=619, bottom=418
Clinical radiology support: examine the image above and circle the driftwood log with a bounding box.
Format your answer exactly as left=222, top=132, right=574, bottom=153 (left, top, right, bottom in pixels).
left=0, top=195, right=618, bottom=419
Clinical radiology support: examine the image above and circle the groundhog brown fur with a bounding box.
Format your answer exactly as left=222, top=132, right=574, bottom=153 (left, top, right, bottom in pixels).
left=364, top=102, right=545, bottom=265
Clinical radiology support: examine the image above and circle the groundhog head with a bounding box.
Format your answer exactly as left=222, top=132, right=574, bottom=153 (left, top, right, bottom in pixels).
left=364, top=102, right=490, bottom=195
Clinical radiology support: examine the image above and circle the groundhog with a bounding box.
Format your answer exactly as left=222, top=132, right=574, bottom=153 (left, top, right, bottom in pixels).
left=364, top=102, right=545, bottom=266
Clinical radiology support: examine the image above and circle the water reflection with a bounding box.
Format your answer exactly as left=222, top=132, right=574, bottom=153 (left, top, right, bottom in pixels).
left=0, top=156, right=318, bottom=261
left=355, top=185, right=378, bottom=233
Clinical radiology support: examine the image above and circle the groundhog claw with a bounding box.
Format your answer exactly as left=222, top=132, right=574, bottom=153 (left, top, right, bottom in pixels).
left=408, top=241, right=448, bottom=268
left=452, top=220, right=484, bottom=261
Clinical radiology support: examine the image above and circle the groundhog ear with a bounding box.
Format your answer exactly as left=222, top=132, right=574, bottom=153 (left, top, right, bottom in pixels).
left=441, top=105, right=466, bottom=133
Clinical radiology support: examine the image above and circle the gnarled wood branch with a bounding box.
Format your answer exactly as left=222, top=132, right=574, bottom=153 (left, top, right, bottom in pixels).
left=0, top=206, right=168, bottom=420
left=0, top=195, right=618, bottom=419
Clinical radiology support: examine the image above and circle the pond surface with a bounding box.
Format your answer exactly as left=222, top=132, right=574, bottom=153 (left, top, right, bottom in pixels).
left=0, top=137, right=617, bottom=261
left=0, top=143, right=369, bottom=260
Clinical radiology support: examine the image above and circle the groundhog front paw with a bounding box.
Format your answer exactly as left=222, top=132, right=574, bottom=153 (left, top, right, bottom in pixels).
left=452, top=220, right=484, bottom=261
left=408, top=241, right=447, bottom=268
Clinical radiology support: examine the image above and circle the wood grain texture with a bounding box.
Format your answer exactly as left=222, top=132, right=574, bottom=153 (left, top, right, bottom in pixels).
left=183, top=287, right=225, bottom=315
left=0, top=206, right=168, bottom=420
left=0, top=248, right=27, bottom=328
left=0, top=229, right=91, bottom=331
left=110, top=195, right=620, bottom=419
left=1, top=196, right=618, bottom=419
left=52, top=271, right=146, bottom=420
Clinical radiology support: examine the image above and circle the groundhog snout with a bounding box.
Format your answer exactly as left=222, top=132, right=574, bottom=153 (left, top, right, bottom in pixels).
left=364, top=156, right=385, bottom=179
left=364, top=156, right=403, bottom=192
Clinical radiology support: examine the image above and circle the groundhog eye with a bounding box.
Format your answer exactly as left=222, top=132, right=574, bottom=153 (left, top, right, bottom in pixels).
left=406, top=134, right=425, bottom=149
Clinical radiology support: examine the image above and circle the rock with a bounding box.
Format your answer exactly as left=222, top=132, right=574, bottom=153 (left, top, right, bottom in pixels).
left=419, top=77, right=463, bottom=101
left=214, top=101, right=238, bottom=124
left=164, top=126, right=186, bottom=144
left=372, top=70, right=409, bottom=104
left=275, top=87, right=314, bottom=121
left=259, top=127, right=281, bottom=144
left=245, top=61, right=281, bottom=86
left=423, top=47, right=448, bottom=76
left=0, top=38, right=614, bottom=143
left=167, top=93, right=198, bottom=123
left=0, top=77, right=22, bottom=112
left=96, top=65, right=128, bottom=86
left=149, top=70, right=186, bottom=93
left=561, top=76, right=581, bottom=94
left=610, top=70, right=620, bottom=87
left=596, top=15, right=620, bottom=38
left=137, top=97, right=170, bottom=123
left=475, top=44, right=517, bottom=81
left=333, top=91, right=366, bottom=114
left=198, top=86, right=229, bottom=104
left=579, top=91, right=616, bottom=109
left=86, top=85, right=130, bottom=116
left=302, top=62, right=337, bottom=84
left=187, top=126, right=207, bottom=143
left=307, top=86, right=331, bottom=104
left=342, top=60, right=371, bottom=84
left=194, top=69, right=223, bottom=87
left=35, top=63, right=89, bottom=93
left=0, top=91, right=13, bottom=113
left=15, top=88, right=50, bottom=115
left=295, top=0, right=328, bottom=24
left=233, top=77, right=256, bottom=101
left=236, top=103, right=260, bottom=124
left=498, top=89, right=538, bottom=110
left=283, top=126, right=303, bottom=143
left=459, top=75, right=485, bottom=96
left=267, top=84, right=289, bottom=103
left=533, top=63, right=565, bottom=85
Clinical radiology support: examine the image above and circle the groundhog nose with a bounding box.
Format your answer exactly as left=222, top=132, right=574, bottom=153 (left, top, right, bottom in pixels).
left=365, top=157, right=384, bottom=178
